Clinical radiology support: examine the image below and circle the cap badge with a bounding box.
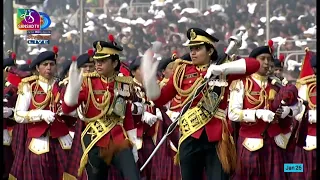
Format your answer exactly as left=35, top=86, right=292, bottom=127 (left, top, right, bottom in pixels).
left=96, top=41, right=102, bottom=52
left=190, top=29, right=197, bottom=40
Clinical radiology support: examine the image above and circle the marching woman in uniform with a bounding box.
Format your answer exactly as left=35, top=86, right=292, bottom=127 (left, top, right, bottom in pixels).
left=129, top=56, right=160, bottom=180
left=11, top=46, right=73, bottom=180
left=152, top=54, right=183, bottom=180
left=141, top=28, right=260, bottom=180
left=8, top=59, right=33, bottom=179
left=61, top=35, right=141, bottom=180
left=3, top=52, right=20, bottom=179
left=58, top=58, right=77, bottom=138
left=290, top=50, right=317, bottom=180
left=228, top=43, right=301, bottom=180
left=62, top=51, right=96, bottom=180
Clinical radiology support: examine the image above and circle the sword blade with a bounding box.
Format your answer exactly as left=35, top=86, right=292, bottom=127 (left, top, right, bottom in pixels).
left=140, top=79, right=210, bottom=171
left=140, top=133, right=169, bottom=171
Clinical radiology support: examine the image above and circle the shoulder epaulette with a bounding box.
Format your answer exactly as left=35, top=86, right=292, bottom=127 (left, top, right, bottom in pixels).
left=115, top=76, right=133, bottom=84
left=174, top=58, right=193, bottom=66
left=21, top=75, right=38, bottom=83
left=229, top=79, right=241, bottom=91
left=59, top=77, right=69, bottom=86
left=18, top=75, right=37, bottom=94
left=159, top=78, right=169, bottom=89
left=172, top=58, right=193, bottom=72
left=83, top=72, right=100, bottom=78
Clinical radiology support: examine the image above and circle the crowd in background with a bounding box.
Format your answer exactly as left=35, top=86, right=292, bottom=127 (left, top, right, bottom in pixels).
left=5, top=0, right=317, bottom=80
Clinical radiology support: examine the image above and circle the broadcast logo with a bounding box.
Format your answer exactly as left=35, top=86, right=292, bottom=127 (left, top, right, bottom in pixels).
left=27, top=30, right=51, bottom=45
left=17, top=9, right=51, bottom=30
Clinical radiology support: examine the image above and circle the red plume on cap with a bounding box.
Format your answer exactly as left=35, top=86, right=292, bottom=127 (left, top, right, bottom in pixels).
left=268, top=40, right=273, bottom=47
left=279, top=54, right=285, bottom=62
left=26, top=59, right=32, bottom=64
left=87, top=49, right=94, bottom=57
left=223, top=47, right=227, bottom=52
left=108, top=34, right=115, bottom=42
left=53, top=45, right=59, bottom=54
left=172, top=50, right=178, bottom=55
left=172, top=50, right=179, bottom=57
left=268, top=39, right=274, bottom=53
left=71, top=56, right=77, bottom=62
left=171, top=51, right=178, bottom=60
left=11, top=52, right=16, bottom=60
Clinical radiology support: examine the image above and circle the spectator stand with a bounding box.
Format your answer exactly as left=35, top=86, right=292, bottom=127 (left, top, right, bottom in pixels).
left=277, top=39, right=317, bottom=61
left=129, top=0, right=150, bottom=17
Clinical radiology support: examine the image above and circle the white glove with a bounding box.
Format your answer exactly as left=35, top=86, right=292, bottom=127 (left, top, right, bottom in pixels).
left=3, top=107, right=13, bottom=118
left=26, top=110, right=55, bottom=124
left=205, top=59, right=247, bottom=79
left=131, top=144, right=139, bottom=162
left=280, top=106, right=291, bottom=119
left=290, top=99, right=303, bottom=117
left=64, top=61, right=83, bottom=107
left=281, top=78, right=288, bottom=86
left=142, top=112, right=158, bottom=126
left=256, top=109, right=275, bottom=123
left=151, top=41, right=163, bottom=53
left=294, top=102, right=306, bottom=122
left=156, top=108, right=163, bottom=120
left=141, top=49, right=160, bottom=99
left=39, top=110, right=56, bottom=124
left=204, top=64, right=223, bottom=79
left=126, top=129, right=139, bottom=162
left=308, top=110, right=316, bottom=123
left=131, top=102, right=144, bottom=115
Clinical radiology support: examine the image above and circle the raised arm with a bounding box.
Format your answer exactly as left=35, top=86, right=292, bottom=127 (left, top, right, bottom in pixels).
left=58, top=82, right=81, bottom=117
left=141, top=49, right=161, bottom=100
left=205, top=58, right=260, bottom=82
left=152, top=75, right=177, bottom=107
left=227, top=58, right=261, bottom=82
left=61, top=61, right=84, bottom=114
left=141, top=49, right=177, bottom=107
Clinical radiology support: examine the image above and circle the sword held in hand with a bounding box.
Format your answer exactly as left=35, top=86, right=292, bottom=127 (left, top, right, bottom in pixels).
left=140, top=31, right=244, bottom=172
left=225, top=31, right=244, bottom=55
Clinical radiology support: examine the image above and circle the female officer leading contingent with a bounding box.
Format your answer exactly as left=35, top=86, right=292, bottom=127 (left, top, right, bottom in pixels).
left=140, top=28, right=260, bottom=180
